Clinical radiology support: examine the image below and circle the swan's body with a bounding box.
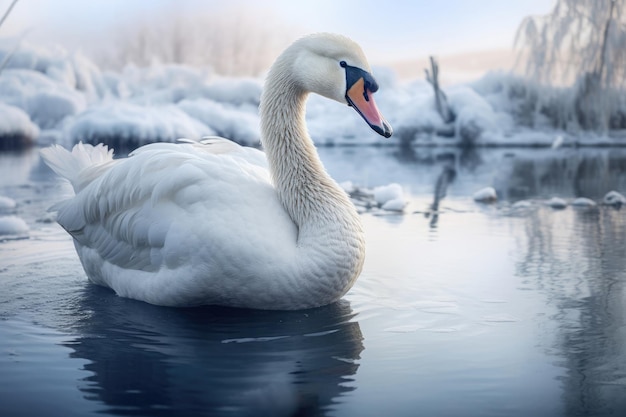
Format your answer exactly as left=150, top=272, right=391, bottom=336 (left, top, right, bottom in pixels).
left=41, top=33, right=392, bottom=309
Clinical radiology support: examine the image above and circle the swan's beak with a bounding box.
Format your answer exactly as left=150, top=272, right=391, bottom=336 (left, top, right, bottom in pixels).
left=345, top=70, right=392, bottom=138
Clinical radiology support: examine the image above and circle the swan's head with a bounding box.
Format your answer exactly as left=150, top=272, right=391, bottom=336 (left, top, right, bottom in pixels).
left=284, top=33, right=393, bottom=138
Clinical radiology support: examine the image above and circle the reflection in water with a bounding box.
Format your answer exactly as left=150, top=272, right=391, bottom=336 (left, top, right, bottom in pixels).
left=495, top=150, right=626, bottom=201
left=426, top=165, right=456, bottom=228
left=515, top=207, right=626, bottom=416
left=3, top=147, right=626, bottom=416
left=0, top=149, right=40, bottom=186
left=319, top=147, right=626, bottom=204
left=64, top=287, right=363, bottom=417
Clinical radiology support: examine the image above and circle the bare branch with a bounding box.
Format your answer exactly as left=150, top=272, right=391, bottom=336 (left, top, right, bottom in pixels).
left=0, top=0, right=18, bottom=29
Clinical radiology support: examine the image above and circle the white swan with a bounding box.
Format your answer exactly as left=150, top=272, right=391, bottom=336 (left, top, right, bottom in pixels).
left=41, top=33, right=392, bottom=310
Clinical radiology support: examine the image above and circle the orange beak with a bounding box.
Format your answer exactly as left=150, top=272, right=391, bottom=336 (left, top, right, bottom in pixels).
left=346, top=77, right=392, bottom=138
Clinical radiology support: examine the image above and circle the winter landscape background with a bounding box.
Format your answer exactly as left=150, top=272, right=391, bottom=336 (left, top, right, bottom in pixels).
left=2, top=1, right=626, bottom=417
left=2, top=0, right=626, bottom=151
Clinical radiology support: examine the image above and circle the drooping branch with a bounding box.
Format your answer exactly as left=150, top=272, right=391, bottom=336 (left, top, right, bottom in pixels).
left=514, top=0, right=626, bottom=131
left=597, top=0, right=615, bottom=84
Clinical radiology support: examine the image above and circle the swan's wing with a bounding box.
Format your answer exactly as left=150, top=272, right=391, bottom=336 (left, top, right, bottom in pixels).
left=55, top=142, right=293, bottom=274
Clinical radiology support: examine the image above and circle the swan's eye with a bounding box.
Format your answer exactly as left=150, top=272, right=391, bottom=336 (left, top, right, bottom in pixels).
left=340, top=61, right=347, bottom=68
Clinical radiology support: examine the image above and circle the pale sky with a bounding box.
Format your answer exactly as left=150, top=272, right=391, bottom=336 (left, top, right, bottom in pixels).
left=1, top=0, right=554, bottom=64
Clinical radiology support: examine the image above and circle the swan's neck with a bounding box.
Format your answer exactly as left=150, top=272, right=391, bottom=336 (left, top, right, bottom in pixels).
left=260, top=62, right=352, bottom=231
left=260, top=57, right=364, bottom=263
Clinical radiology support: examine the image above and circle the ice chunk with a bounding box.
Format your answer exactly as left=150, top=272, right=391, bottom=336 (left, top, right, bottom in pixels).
left=374, top=183, right=404, bottom=205
left=546, top=197, right=567, bottom=209
left=473, top=187, right=497, bottom=203
left=571, top=197, right=596, bottom=208
left=603, top=191, right=626, bottom=206
left=381, top=198, right=407, bottom=212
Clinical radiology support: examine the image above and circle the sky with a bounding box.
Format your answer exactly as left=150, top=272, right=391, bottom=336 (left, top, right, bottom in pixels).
left=1, top=0, right=555, bottom=78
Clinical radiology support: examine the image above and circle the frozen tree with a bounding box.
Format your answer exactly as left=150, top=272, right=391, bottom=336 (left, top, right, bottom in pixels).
left=98, top=7, right=294, bottom=77
left=515, top=0, right=626, bottom=131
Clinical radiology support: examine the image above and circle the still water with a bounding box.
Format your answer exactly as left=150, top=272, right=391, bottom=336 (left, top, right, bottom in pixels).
left=1, top=146, right=625, bottom=417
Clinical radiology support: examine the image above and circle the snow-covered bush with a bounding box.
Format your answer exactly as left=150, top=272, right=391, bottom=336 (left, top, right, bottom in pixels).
left=448, top=86, right=502, bottom=146
left=68, top=102, right=211, bottom=149
left=0, top=102, right=39, bottom=149
left=3, top=35, right=626, bottom=151
left=472, top=71, right=626, bottom=132
left=178, top=99, right=260, bottom=145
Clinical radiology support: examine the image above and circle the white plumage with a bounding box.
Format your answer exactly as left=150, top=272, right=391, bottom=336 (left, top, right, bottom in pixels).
left=41, top=33, right=391, bottom=309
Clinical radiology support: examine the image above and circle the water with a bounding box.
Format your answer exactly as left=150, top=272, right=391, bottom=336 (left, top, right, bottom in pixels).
left=1, top=146, right=626, bottom=417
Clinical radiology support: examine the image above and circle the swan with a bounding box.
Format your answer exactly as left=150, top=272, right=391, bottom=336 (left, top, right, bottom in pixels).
left=41, top=33, right=393, bottom=310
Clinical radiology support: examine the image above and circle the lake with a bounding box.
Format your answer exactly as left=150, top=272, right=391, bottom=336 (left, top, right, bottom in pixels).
left=1, top=145, right=625, bottom=417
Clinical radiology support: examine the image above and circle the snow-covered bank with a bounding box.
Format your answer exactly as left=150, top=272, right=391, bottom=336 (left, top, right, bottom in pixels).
left=2, top=41, right=626, bottom=151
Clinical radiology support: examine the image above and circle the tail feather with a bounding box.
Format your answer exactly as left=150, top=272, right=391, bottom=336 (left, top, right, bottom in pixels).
left=40, top=143, right=114, bottom=191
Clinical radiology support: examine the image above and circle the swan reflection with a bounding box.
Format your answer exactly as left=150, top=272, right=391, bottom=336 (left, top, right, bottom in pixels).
left=63, top=286, right=364, bottom=416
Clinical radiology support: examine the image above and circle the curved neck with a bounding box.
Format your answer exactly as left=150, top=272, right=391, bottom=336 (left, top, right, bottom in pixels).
left=256, top=49, right=366, bottom=307
left=260, top=60, right=347, bottom=229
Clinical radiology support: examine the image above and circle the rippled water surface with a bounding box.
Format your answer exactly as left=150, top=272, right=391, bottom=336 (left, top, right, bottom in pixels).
left=1, top=146, right=626, bottom=417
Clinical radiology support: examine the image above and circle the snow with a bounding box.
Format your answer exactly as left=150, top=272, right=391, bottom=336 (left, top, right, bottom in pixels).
left=68, top=102, right=211, bottom=147
left=551, top=135, right=564, bottom=149
left=0, top=102, right=39, bottom=145
left=0, top=196, right=17, bottom=212
left=177, top=99, right=259, bottom=145
left=571, top=197, right=596, bottom=208
left=373, top=183, right=408, bottom=212
left=373, top=183, right=404, bottom=205
left=339, top=181, right=356, bottom=194
left=511, top=200, right=534, bottom=211
left=603, top=191, right=626, bottom=206
left=3, top=41, right=626, bottom=150
left=546, top=197, right=567, bottom=209
left=341, top=182, right=408, bottom=213
left=0, top=215, right=29, bottom=238
left=473, top=187, right=497, bottom=203
left=380, top=198, right=407, bottom=212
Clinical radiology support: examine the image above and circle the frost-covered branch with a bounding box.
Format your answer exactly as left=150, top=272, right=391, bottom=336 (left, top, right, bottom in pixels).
left=515, top=0, right=626, bottom=88
left=515, top=0, right=626, bottom=131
